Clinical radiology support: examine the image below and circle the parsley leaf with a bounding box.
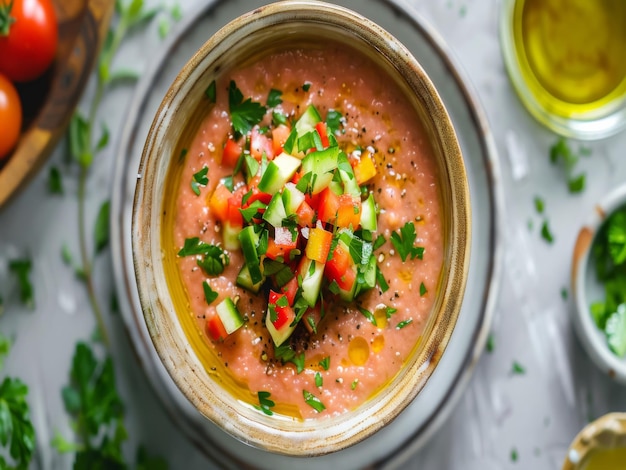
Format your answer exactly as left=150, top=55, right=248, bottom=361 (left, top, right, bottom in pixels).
left=319, top=357, right=330, bottom=371
left=0, top=377, right=36, bottom=468
left=358, top=307, right=377, bottom=326
left=228, top=81, right=266, bottom=136
left=419, top=282, right=427, bottom=296
left=511, top=361, right=526, bottom=375
left=315, top=372, right=323, bottom=388
left=203, top=281, right=218, bottom=305
left=178, top=238, right=229, bottom=275
left=390, top=222, right=424, bottom=261
left=396, top=319, right=413, bottom=329
left=94, top=200, right=110, bottom=254
left=191, top=166, right=209, bottom=196
left=266, top=89, right=282, bottom=107
left=533, top=196, right=544, bottom=214
left=303, top=390, right=325, bottom=413
left=8, top=259, right=34, bottom=308
left=540, top=220, right=554, bottom=244
left=254, top=391, right=275, bottom=416
left=205, top=80, right=217, bottom=103
left=49, top=166, right=64, bottom=194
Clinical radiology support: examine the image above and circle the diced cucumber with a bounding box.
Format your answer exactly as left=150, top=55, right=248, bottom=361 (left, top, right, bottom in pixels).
left=265, top=309, right=296, bottom=347
left=216, top=297, right=244, bottom=334
left=263, top=193, right=287, bottom=228
left=338, top=153, right=360, bottom=197
left=236, top=264, right=264, bottom=293
left=282, top=182, right=306, bottom=215
left=299, top=257, right=325, bottom=306
left=300, top=146, right=340, bottom=194
left=294, top=104, right=322, bottom=138
left=257, top=152, right=302, bottom=195
left=222, top=221, right=242, bottom=251
left=238, top=226, right=263, bottom=284
left=328, top=179, right=343, bottom=196
left=360, top=193, right=377, bottom=231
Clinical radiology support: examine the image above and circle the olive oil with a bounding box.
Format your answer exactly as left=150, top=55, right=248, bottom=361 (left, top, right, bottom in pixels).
left=581, top=446, right=626, bottom=470
left=512, top=0, right=626, bottom=119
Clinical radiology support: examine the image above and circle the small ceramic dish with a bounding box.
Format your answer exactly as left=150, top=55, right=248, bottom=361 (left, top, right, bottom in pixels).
left=0, top=0, right=114, bottom=207
left=562, top=412, right=626, bottom=469
left=571, top=183, right=626, bottom=384
left=132, top=0, right=470, bottom=456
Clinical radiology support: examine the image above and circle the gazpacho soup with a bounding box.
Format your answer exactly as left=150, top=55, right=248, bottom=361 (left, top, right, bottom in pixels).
left=162, top=40, right=444, bottom=420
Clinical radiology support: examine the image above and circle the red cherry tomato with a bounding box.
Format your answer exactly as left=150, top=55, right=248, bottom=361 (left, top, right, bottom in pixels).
left=0, top=0, right=58, bottom=82
left=0, top=73, right=22, bottom=159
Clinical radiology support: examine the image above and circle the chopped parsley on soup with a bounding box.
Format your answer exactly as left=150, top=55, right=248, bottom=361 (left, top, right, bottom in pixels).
left=165, top=44, right=443, bottom=419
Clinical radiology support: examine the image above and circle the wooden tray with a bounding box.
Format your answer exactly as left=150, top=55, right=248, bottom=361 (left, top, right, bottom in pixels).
left=0, top=0, right=114, bottom=207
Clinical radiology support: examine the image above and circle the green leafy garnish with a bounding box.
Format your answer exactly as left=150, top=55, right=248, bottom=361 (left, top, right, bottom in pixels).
left=486, top=333, right=495, bottom=353
left=8, top=259, right=34, bottom=308
left=302, top=82, right=311, bottom=92
left=390, top=222, right=424, bottom=261
left=228, top=80, right=266, bottom=136
left=419, top=282, right=427, bottom=296
left=533, top=196, right=544, bottom=214
left=303, top=390, right=325, bottom=413
left=191, top=166, right=209, bottom=196
left=49, top=166, right=64, bottom=194
left=315, top=372, right=323, bottom=388
left=205, top=80, right=216, bottom=103
left=319, top=357, right=330, bottom=371
left=511, top=361, right=525, bottom=375
left=540, top=220, right=554, bottom=244
left=94, top=200, right=110, bottom=254
left=358, top=307, right=377, bottom=326
left=0, top=377, right=36, bottom=469
left=178, top=238, right=229, bottom=275
left=396, top=319, right=412, bottom=329
left=351, top=379, right=359, bottom=390
left=203, top=281, right=218, bottom=305
left=254, top=391, right=275, bottom=416
left=549, top=137, right=588, bottom=193
left=266, top=88, right=282, bottom=107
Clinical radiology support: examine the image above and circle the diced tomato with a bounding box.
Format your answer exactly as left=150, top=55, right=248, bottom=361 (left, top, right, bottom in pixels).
left=305, top=226, right=332, bottom=263
left=317, top=188, right=339, bottom=225
left=315, top=121, right=330, bottom=148
left=272, top=124, right=291, bottom=155
left=324, top=243, right=351, bottom=284
left=209, top=184, right=232, bottom=221
left=207, top=314, right=229, bottom=341
left=336, top=264, right=356, bottom=291
left=268, top=290, right=295, bottom=330
left=251, top=127, right=275, bottom=161
left=226, top=186, right=246, bottom=227
left=304, top=191, right=321, bottom=212
left=290, top=171, right=302, bottom=185
left=222, top=138, right=242, bottom=167
left=295, top=201, right=315, bottom=227
left=243, top=185, right=273, bottom=208
left=266, top=228, right=298, bottom=261
left=336, top=194, right=361, bottom=229
left=281, top=276, right=299, bottom=306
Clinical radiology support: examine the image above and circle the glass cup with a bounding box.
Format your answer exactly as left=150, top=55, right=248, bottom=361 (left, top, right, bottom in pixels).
left=499, top=0, right=626, bottom=140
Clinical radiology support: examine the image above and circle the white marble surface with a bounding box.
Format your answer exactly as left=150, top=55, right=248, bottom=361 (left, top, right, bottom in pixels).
left=1, top=0, right=625, bottom=469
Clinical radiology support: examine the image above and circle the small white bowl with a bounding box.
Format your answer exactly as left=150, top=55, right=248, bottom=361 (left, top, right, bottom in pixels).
left=571, top=183, right=626, bottom=384
left=562, top=412, right=626, bottom=469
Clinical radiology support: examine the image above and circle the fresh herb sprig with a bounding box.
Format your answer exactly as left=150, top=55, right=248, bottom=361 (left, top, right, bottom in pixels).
left=0, top=333, right=35, bottom=470
left=590, top=206, right=626, bottom=356
left=390, top=222, right=424, bottom=262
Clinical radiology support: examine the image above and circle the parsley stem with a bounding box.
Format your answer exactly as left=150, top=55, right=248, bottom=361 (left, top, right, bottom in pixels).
left=74, top=13, right=131, bottom=349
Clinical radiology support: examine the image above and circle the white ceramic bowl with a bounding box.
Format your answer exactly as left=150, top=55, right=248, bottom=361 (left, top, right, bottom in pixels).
left=572, top=182, right=626, bottom=384
left=132, top=0, right=470, bottom=456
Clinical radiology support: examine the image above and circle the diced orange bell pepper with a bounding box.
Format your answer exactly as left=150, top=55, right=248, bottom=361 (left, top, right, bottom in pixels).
left=209, top=183, right=232, bottom=222
left=353, top=152, right=377, bottom=185
left=272, top=124, right=291, bottom=155
left=295, top=201, right=316, bottom=227
left=306, top=226, right=333, bottom=263
left=336, top=194, right=361, bottom=229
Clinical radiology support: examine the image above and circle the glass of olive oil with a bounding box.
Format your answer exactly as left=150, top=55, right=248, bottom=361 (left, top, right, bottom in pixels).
left=500, top=0, right=626, bottom=139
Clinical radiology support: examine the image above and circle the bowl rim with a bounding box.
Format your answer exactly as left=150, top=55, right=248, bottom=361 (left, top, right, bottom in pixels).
left=562, top=412, right=626, bottom=469
left=131, top=0, right=471, bottom=456
left=572, top=182, right=626, bottom=383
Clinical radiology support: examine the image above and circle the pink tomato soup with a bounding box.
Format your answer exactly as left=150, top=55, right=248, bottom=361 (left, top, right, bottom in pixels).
left=164, top=42, right=443, bottom=419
